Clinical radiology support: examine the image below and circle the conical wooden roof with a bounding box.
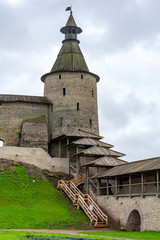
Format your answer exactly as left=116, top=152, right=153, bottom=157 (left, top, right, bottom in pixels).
left=41, top=12, right=100, bottom=82
left=51, top=13, right=89, bottom=73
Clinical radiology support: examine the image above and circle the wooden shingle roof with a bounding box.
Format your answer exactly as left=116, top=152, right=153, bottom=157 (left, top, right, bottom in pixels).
left=82, top=156, right=126, bottom=167
left=0, top=95, right=51, bottom=104
left=96, top=157, right=160, bottom=178
left=75, top=146, right=125, bottom=157
left=70, top=137, right=113, bottom=148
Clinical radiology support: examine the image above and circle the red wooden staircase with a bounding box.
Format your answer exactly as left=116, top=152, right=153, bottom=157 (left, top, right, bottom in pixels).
left=57, top=175, right=108, bottom=228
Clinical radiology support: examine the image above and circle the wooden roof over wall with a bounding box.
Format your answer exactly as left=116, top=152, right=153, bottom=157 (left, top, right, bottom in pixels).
left=96, top=157, right=160, bottom=178
left=70, top=137, right=113, bottom=148
left=75, top=146, right=125, bottom=157
left=82, top=155, right=126, bottom=167
left=0, top=95, right=51, bottom=104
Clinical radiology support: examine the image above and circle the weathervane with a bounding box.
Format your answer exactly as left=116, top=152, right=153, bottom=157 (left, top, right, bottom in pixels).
left=65, top=6, right=72, bottom=14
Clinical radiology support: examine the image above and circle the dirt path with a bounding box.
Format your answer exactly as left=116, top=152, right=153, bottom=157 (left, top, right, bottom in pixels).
left=0, top=229, right=139, bottom=240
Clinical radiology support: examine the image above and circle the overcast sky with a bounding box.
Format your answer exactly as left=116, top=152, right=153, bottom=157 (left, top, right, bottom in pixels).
left=0, top=0, right=160, bottom=162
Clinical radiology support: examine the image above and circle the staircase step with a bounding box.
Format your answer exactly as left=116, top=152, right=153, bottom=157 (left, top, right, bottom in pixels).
left=94, top=222, right=108, bottom=228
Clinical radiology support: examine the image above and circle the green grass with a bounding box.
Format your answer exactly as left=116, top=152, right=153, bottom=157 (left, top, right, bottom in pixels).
left=0, top=165, right=89, bottom=229
left=0, top=231, right=123, bottom=240
left=80, top=231, right=160, bottom=240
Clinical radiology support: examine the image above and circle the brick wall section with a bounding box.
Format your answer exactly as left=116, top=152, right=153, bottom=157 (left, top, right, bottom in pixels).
left=93, top=195, right=160, bottom=231
left=0, top=102, right=49, bottom=146
left=0, top=146, right=69, bottom=174
left=43, top=72, right=99, bottom=138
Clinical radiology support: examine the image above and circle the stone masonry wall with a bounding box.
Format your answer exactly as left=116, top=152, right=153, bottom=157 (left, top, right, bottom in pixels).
left=20, top=117, right=48, bottom=151
left=44, top=72, right=99, bottom=138
left=92, top=194, right=160, bottom=231
left=0, top=146, right=69, bottom=174
left=0, top=102, right=49, bottom=146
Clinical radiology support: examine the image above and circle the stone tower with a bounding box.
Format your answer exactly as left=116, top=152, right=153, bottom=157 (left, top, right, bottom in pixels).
left=41, top=11, right=100, bottom=139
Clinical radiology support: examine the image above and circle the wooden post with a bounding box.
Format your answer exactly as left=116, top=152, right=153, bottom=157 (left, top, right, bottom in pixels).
left=85, top=167, right=87, bottom=187
left=129, top=174, right=132, bottom=197
left=106, top=179, right=109, bottom=197
left=157, top=170, right=159, bottom=197
left=58, top=141, right=61, bottom=158
left=115, top=176, right=118, bottom=195
left=141, top=172, right=144, bottom=197
left=76, top=156, right=80, bottom=176
left=97, top=166, right=100, bottom=174
left=97, top=178, right=101, bottom=196
left=76, top=146, right=80, bottom=176
left=86, top=166, right=89, bottom=194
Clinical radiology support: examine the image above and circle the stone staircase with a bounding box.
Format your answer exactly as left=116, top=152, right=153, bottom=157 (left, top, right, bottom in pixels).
left=57, top=175, right=108, bottom=228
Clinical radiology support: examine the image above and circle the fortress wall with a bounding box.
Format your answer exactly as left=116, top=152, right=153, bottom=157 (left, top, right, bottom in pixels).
left=0, top=146, right=69, bottom=174
left=93, top=194, right=160, bottom=231
left=20, top=119, right=48, bottom=151
left=0, top=102, right=49, bottom=146
left=44, top=72, right=99, bottom=138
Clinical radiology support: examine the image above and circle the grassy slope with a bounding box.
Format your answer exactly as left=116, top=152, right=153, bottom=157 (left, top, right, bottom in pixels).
left=0, top=165, right=89, bottom=229
left=80, top=231, right=160, bottom=240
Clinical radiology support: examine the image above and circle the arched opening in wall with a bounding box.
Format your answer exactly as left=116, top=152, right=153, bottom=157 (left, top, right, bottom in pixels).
left=126, top=210, right=141, bottom=231
left=0, top=140, right=5, bottom=147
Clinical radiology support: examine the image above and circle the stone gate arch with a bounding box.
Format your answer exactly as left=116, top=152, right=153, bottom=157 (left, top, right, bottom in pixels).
left=0, top=139, right=5, bottom=147
left=126, top=209, right=141, bottom=231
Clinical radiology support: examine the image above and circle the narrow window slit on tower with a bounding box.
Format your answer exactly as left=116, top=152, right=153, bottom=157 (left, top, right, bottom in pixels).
left=90, top=119, right=92, bottom=128
left=92, top=90, right=94, bottom=97
left=59, top=74, right=61, bottom=79
left=60, top=117, right=63, bottom=126
left=50, top=104, right=53, bottom=112
left=81, top=74, right=83, bottom=79
left=63, top=88, right=66, bottom=96
left=77, top=103, right=79, bottom=111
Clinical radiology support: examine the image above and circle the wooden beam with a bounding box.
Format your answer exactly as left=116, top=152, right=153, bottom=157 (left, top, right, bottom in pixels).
left=141, top=172, right=144, bottom=197
left=115, top=176, right=118, bottom=195
left=157, top=170, right=159, bottom=197
left=129, top=174, right=132, bottom=197
left=97, top=166, right=100, bottom=174
left=97, top=179, right=101, bottom=196
left=86, top=166, right=89, bottom=194
left=106, top=179, right=109, bottom=197
left=76, top=146, right=80, bottom=176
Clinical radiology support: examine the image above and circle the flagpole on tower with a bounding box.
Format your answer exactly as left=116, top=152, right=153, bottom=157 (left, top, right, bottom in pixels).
left=65, top=6, right=72, bottom=14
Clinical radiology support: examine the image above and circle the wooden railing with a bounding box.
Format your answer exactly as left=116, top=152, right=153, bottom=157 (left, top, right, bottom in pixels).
left=70, top=173, right=85, bottom=187
left=70, top=164, right=77, bottom=173
left=57, top=179, right=108, bottom=227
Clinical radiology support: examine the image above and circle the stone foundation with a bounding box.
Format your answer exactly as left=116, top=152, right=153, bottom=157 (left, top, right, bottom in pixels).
left=92, top=194, right=160, bottom=231
left=0, top=146, right=69, bottom=174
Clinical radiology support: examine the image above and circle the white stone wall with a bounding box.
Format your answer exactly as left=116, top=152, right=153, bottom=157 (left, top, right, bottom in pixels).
left=0, top=146, right=69, bottom=174
left=93, top=194, right=160, bottom=231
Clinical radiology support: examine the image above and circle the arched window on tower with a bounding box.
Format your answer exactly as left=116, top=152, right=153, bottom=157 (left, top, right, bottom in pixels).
left=0, top=140, right=5, bottom=147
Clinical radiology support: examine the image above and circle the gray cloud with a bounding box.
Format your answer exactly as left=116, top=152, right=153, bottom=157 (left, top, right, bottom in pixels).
left=0, top=0, right=160, bottom=162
